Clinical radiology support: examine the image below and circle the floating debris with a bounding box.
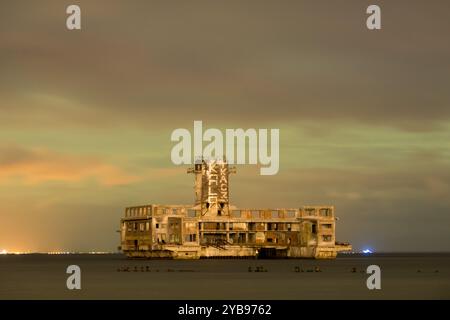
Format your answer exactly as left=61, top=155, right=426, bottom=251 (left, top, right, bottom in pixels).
left=250, top=265, right=268, bottom=272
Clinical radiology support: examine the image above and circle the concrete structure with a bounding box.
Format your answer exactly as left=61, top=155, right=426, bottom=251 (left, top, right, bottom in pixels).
left=119, top=160, right=351, bottom=259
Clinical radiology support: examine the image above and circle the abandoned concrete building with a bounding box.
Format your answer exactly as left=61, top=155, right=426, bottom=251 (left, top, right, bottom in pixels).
left=119, top=160, right=351, bottom=259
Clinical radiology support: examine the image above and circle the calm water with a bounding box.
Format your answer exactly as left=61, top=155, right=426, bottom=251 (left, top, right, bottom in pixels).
left=0, top=253, right=449, bottom=299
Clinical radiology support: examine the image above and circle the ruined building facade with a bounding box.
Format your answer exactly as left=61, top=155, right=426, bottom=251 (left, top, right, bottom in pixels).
left=119, top=161, right=351, bottom=259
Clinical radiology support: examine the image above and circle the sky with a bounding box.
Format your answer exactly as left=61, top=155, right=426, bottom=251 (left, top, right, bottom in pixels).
left=0, top=0, right=449, bottom=252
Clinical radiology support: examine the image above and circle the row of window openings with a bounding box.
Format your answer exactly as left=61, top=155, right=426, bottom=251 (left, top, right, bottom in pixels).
left=127, top=222, right=150, bottom=232
left=126, top=207, right=152, bottom=216
left=231, top=209, right=331, bottom=218
left=128, top=222, right=298, bottom=232
left=304, top=208, right=333, bottom=217
left=201, top=222, right=293, bottom=231
left=133, top=233, right=331, bottom=244
left=128, top=222, right=332, bottom=233
left=127, top=207, right=186, bottom=216
left=201, top=222, right=331, bottom=231
left=186, top=209, right=299, bottom=218
left=155, top=234, right=196, bottom=243
left=127, top=222, right=182, bottom=232
left=231, top=210, right=297, bottom=218
left=127, top=208, right=331, bottom=218
left=155, top=234, right=182, bottom=244
left=199, top=235, right=292, bottom=244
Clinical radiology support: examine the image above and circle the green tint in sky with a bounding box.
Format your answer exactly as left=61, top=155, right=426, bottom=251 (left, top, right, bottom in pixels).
left=0, top=0, right=449, bottom=252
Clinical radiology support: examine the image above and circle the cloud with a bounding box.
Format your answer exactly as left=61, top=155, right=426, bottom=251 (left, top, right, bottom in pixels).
left=0, top=145, right=138, bottom=186
left=0, top=0, right=450, bottom=252
left=0, top=0, right=449, bottom=130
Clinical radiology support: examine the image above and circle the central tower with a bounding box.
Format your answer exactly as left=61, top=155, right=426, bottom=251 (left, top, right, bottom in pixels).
left=188, top=159, right=235, bottom=216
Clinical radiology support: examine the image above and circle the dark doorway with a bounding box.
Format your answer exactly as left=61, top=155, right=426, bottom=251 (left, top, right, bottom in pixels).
left=258, top=248, right=287, bottom=259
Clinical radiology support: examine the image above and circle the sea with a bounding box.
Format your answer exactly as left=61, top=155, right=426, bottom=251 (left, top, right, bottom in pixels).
left=0, top=253, right=449, bottom=299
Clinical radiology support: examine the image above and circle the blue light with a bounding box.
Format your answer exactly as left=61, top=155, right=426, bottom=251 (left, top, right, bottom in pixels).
left=362, top=249, right=373, bottom=254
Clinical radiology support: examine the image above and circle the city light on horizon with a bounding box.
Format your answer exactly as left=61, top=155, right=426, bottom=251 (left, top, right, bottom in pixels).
left=0, top=248, right=115, bottom=255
